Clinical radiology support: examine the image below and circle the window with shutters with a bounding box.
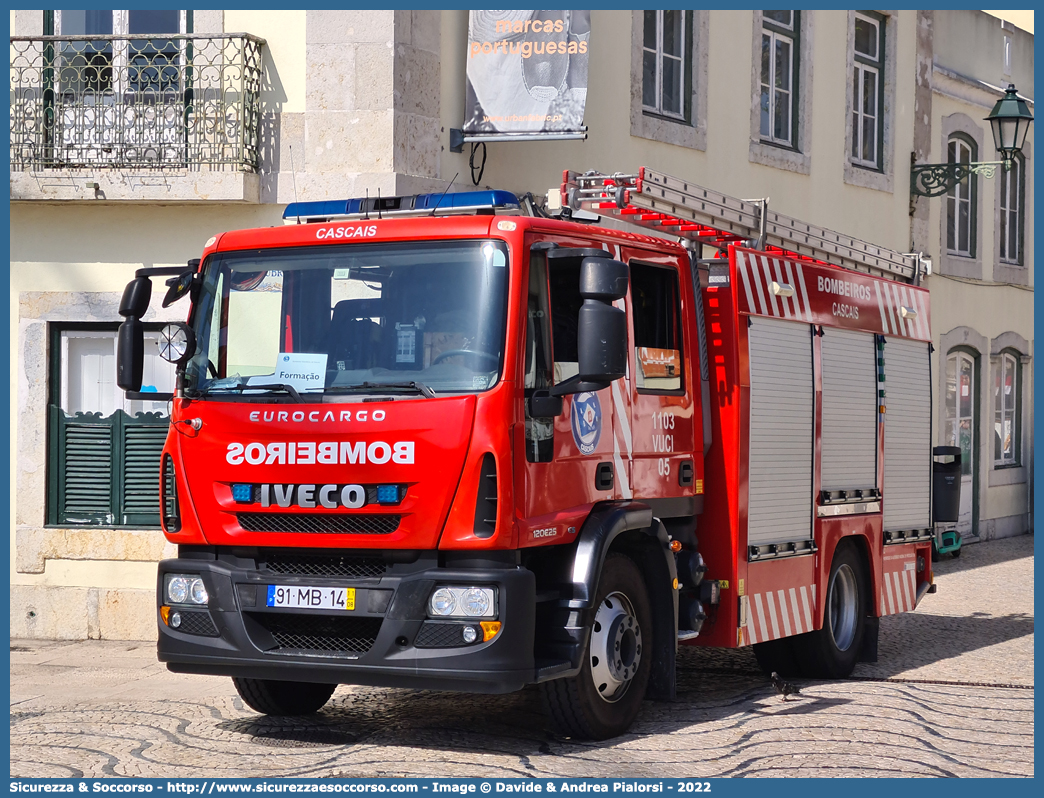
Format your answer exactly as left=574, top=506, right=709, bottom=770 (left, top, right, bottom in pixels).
left=47, top=324, right=175, bottom=527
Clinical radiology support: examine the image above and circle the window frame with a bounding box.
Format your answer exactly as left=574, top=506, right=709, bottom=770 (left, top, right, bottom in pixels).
left=993, top=350, right=1021, bottom=468
left=946, top=134, right=978, bottom=258
left=760, top=10, right=800, bottom=149
left=642, top=9, right=693, bottom=124
left=850, top=10, right=885, bottom=171
left=629, top=260, right=685, bottom=396
left=998, top=153, right=1024, bottom=265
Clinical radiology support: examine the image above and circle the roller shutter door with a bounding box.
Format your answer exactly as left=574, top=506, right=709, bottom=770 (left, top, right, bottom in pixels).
left=821, top=328, right=878, bottom=491
left=747, top=318, right=813, bottom=546
left=883, top=337, right=932, bottom=531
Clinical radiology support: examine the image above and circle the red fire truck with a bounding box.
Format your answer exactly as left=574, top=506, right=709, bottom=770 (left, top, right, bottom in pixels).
left=116, top=167, right=938, bottom=740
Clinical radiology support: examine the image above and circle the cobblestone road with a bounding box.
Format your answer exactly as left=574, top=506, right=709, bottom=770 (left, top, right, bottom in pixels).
left=10, top=534, right=1033, bottom=778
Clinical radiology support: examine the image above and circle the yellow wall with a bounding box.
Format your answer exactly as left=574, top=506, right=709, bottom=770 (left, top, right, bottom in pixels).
left=225, top=10, right=306, bottom=114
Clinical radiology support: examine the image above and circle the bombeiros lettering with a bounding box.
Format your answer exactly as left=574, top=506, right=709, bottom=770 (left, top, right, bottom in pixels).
left=227, top=440, right=414, bottom=465
left=817, top=274, right=872, bottom=302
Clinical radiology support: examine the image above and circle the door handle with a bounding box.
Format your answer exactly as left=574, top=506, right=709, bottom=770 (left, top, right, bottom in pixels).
left=595, top=462, right=614, bottom=491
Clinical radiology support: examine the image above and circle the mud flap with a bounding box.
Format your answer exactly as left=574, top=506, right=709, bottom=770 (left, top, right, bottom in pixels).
left=859, top=614, right=879, bottom=663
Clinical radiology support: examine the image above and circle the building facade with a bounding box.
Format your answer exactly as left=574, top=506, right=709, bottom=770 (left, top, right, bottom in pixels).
left=9, top=9, right=1032, bottom=639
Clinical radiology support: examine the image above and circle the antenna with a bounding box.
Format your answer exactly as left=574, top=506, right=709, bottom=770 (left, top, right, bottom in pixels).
left=431, top=172, right=459, bottom=216
left=288, top=145, right=301, bottom=224
left=364, top=188, right=369, bottom=220
left=376, top=187, right=382, bottom=220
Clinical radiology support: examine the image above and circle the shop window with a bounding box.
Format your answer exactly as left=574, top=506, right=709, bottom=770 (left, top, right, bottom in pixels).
left=994, top=351, right=1020, bottom=466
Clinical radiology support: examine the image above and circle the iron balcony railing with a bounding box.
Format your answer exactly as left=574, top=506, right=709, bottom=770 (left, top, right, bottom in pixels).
left=10, top=33, right=265, bottom=171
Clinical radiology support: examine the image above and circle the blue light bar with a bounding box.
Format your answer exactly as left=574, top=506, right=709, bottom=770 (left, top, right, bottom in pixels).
left=282, top=190, right=520, bottom=223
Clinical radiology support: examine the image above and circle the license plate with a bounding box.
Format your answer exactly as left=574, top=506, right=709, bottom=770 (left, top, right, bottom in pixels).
left=267, top=585, right=356, bottom=611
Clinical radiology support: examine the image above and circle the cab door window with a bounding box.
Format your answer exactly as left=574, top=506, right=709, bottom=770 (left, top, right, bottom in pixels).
left=630, top=262, right=683, bottom=391
left=524, top=251, right=554, bottom=462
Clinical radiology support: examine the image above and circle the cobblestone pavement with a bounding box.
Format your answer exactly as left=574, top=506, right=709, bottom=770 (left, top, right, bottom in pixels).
left=10, top=535, right=1033, bottom=778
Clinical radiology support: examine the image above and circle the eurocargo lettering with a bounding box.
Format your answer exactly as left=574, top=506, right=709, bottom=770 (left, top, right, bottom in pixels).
left=114, top=171, right=941, bottom=740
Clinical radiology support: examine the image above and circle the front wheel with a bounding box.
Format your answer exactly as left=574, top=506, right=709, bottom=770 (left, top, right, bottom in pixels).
left=232, top=677, right=336, bottom=716
left=792, top=542, right=866, bottom=679
left=541, top=554, right=653, bottom=740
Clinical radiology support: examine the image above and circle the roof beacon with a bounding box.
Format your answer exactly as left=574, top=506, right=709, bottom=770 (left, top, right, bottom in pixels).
left=282, top=190, right=521, bottom=224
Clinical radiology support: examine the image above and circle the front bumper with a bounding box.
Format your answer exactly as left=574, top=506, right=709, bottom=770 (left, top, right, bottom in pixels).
left=157, top=548, right=535, bottom=694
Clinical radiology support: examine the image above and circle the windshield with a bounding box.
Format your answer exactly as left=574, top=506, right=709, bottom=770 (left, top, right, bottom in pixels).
left=186, top=239, right=509, bottom=397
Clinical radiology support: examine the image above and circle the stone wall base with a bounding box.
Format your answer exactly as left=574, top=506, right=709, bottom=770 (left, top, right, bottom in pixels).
left=977, top=513, right=1032, bottom=541
left=10, top=585, right=156, bottom=641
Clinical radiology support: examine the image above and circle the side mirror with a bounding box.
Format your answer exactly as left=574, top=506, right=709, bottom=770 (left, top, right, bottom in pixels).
left=529, top=389, right=563, bottom=418
left=577, top=257, right=628, bottom=384
left=117, top=316, right=145, bottom=391
left=119, top=277, right=152, bottom=318
left=162, top=270, right=194, bottom=308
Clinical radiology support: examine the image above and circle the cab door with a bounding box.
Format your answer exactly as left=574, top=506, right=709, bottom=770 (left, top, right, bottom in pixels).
left=625, top=255, right=696, bottom=503
left=516, top=239, right=620, bottom=541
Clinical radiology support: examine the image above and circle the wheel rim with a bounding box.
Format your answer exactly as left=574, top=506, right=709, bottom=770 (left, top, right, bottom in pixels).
left=589, top=591, right=643, bottom=703
left=828, top=563, right=858, bottom=651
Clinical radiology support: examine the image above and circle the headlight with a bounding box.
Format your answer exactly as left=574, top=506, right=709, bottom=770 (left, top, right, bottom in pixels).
left=165, top=574, right=208, bottom=606
left=430, top=587, right=457, bottom=616
left=461, top=588, right=490, bottom=617
left=427, top=586, right=496, bottom=618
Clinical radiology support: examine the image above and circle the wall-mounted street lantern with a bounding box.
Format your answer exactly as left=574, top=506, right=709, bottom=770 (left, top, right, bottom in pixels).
left=910, top=84, right=1033, bottom=198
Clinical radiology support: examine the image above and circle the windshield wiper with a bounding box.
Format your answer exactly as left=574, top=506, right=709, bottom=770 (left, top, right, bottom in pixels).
left=189, top=381, right=304, bottom=402
left=325, top=381, right=436, bottom=398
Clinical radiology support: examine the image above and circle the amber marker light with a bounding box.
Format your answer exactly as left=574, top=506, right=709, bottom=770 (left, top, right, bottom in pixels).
left=480, top=621, right=501, bottom=641
left=160, top=606, right=171, bottom=625
left=670, top=540, right=682, bottom=552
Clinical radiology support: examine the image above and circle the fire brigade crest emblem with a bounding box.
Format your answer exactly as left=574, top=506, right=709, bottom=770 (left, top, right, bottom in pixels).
left=570, top=392, right=602, bottom=455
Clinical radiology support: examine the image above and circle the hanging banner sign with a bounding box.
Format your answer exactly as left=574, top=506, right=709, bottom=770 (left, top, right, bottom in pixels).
left=463, top=10, right=590, bottom=137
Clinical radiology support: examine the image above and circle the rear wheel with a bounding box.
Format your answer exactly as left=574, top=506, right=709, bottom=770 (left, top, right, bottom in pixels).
left=232, top=677, right=336, bottom=716
left=541, top=554, right=653, bottom=740
left=793, top=542, right=866, bottom=679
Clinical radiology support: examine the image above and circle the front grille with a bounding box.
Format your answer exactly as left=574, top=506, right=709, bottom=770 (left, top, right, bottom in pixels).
left=415, top=621, right=480, bottom=648
left=173, top=610, right=219, bottom=637
left=237, top=513, right=400, bottom=535
left=260, top=552, right=386, bottom=579
left=253, top=613, right=383, bottom=655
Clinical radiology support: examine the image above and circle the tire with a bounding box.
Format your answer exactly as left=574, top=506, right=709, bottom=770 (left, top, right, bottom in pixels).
left=232, top=677, right=336, bottom=716
left=951, top=546, right=962, bottom=558
left=793, top=542, right=866, bottom=679
left=541, top=553, right=653, bottom=740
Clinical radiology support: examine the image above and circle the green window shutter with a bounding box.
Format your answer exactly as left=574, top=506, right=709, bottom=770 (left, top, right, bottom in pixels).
left=120, top=418, right=169, bottom=526
left=59, top=413, right=116, bottom=525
